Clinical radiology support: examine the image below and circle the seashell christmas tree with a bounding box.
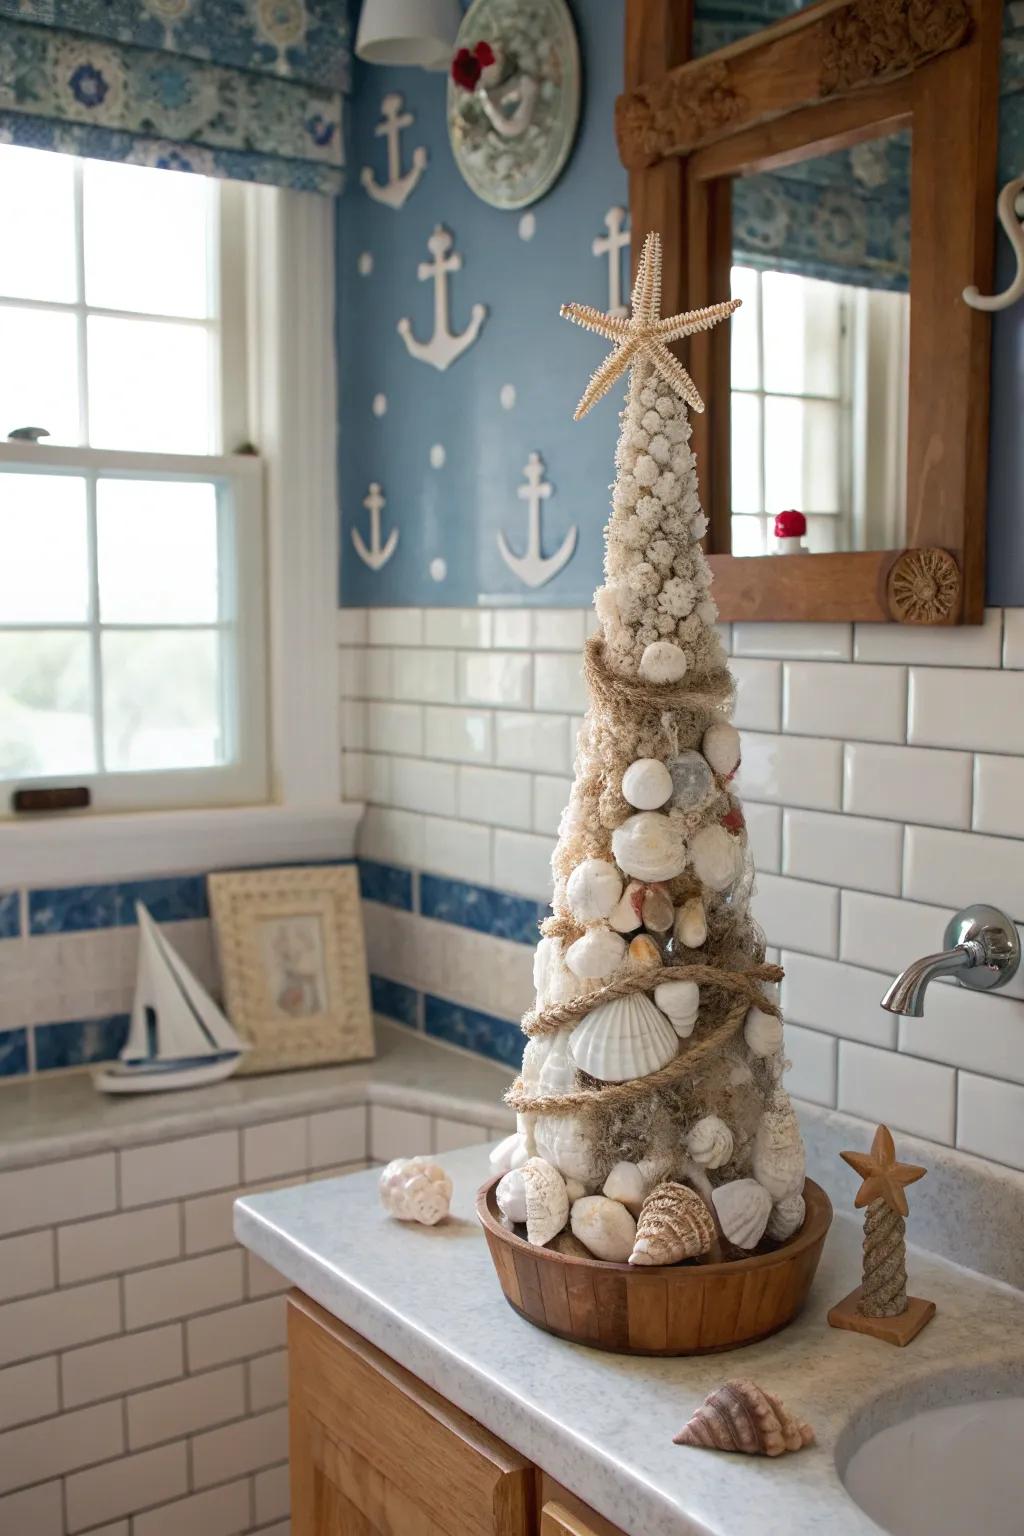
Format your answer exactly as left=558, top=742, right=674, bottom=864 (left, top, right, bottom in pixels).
left=491, top=232, right=809, bottom=1270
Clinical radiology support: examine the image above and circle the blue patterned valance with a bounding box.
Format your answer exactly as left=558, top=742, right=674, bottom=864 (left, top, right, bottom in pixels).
left=0, top=0, right=349, bottom=192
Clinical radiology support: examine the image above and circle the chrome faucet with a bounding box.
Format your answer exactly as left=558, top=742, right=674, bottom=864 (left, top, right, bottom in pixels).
left=881, top=903, right=1021, bottom=1016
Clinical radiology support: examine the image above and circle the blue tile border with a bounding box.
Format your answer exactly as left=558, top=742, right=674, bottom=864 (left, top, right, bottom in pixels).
left=424, top=994, right=523, bottom=1071
left=34, top=1014, right=130, bottom=1072
left=0, top=1028, right=28, bottom=1078
left=420, top=873, right=544, bottom=947
left=29, top=876, right=207, bottom=935
left=359, top=860, right=413, bottom=911
left=370, top=974, right=419, bottom=1029
left=0, top=891, right=19, bottom=940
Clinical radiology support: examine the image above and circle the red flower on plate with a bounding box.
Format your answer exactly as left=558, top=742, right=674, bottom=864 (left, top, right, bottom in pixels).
left=451, top=39, right=497, bottom=91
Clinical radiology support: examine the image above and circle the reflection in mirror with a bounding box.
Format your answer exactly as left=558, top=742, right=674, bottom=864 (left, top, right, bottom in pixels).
left=729, top=131, right=910, bottom=556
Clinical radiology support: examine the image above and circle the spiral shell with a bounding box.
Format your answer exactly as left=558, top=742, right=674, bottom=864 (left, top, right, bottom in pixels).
left=673, top=1380, right=815, bottom=1456
left=752, top=1093, right=805, bottom=1201
left=712, top=1178, right=772, bottom=1249
left=687, top=1115, right=734, bottom=1169
left=629, top=1182, right=715, bottom=1266
left=766, top=1191, right=806, bottom=1243
left=744, top=1006, right=783, bottom=1058
left=569, top=991, right=678, bottom=1083
left=495, top=1167, right=527, bottom=1224
left=654, top=979, right=700, bottom=1038
left=520, top=1157, right=569, bottom=1247
left=378, top=1158, right=452, bottom=1226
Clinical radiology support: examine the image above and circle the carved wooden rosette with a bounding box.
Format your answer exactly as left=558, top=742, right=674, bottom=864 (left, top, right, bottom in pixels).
left=820, top=0, right=972, bottom=94
left=886, top=548, right=961, bottom=623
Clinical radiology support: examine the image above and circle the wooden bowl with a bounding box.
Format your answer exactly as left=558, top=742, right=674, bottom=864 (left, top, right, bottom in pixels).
left=476, top=1175, right=832, bottom=1355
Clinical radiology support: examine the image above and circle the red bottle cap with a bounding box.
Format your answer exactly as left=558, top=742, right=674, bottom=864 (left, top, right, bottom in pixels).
left=774, top=510, right=806, bottom=539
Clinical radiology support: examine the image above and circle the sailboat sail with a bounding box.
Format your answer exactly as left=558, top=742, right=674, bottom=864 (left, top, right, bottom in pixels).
left=122, top=904, right=246, bottom=1064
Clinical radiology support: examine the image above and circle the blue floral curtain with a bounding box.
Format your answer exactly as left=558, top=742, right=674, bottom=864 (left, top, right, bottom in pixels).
left=0, top=0, right=350, bottom=192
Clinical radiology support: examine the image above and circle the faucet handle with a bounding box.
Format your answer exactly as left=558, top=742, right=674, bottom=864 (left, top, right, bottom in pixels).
left=943, top=904, right=1021, bottom=992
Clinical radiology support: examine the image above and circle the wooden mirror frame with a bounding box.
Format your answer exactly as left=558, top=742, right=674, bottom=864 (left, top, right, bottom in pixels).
left=619, top=0, right=1001, bottom=624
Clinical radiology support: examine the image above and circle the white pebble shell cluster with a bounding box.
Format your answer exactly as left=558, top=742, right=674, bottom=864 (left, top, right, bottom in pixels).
left=638, top=640, right=688, bottom=684
left=612, top=812, right=687, bottom=882
left=378, top=1158, right=453, bottom=1226
left=702, top=721, right=741, bottom=778
left=565, top=858, right=622, bottom=923
left=621, top=758, right=673, bottom=810
left=690, top=823, right=741, bottom=891
left=565, top=924, right=626, bottom=980
left=570, top=1195, right=637, bottom=1262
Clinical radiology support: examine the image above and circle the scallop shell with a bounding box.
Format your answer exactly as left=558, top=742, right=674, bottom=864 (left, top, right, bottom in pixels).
left=690, top=824, right=741, bottom=891
left=378, top=1158, right=452, bottom=1226
left=611, top=812, right=687, bottom=883
left=537, top=1031, right=576, bottom=1096
left=520, top=1157, right=569, bottom=1247
left=673, top=1381, right=815, bottom=1456
left=744, top=1006, right=783, bottom=1058
left=569, top=992, right=679, bottom=1083
left=639, top=639, right=687, bottom=684
left=766, top=1191, right=806, bottom=1243
left=687, top=1115, right=734, bottom=1169
left=641, top=883, right=674, bottom=933
left=602, top=1160, right=647, bottom=1216
left=627, top=933, right=662, bottom=972
left=654, top=979, right=699, bottom=1038
left=702, top=721, right=742, bottom=780
left=495, top=1167, right=527, bottom=1224
left=609, top=879, right=645, bottom=934
left=565, top=924, right=627, bottom=980
left=533, top=1114, right=600, bottom=1185
left=667, top=750, right=715, bottom=811
left=571, top=1195, right=637, bottom=1262
left=674, top=896, right=707, bottom=948
left=629, top=1181, right=715, bottom=1266
left=752, top=1094, right=805, bottom=1200
left=622, top=758, right=673, bottom=810
left=565, top=858, right=622, bottom=923
left=712, top=1178, right=772, bottom=1249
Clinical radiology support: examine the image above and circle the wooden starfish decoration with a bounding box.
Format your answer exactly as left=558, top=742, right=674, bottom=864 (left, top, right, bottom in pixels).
left=840, top=1124, right=927, bottom=1218
left=560, top=230, right=741, bottom=420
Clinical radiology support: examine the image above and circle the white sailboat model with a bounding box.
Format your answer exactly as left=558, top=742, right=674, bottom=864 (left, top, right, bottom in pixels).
left=95, top=903, right=249, bottom=1094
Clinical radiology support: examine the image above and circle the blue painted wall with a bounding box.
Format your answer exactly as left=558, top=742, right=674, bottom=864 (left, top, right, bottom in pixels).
left=338, top=1, right=1024, bottom=609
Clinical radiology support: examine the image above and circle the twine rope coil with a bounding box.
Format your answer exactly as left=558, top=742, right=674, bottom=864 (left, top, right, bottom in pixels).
left=581, top=633, right=733, bottom=719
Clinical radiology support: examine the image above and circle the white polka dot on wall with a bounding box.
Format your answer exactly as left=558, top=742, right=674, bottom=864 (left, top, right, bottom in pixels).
left=372, top=393, right=387, bottom=417
left=518, top=212, right=536, bottom=241
left=430, top=444, right=446, bottom=468
left=500, top=383, right=516, bottom=410
left=358, top=251, right=374, bottom=276
left=429, top=557, right=447, bottom=581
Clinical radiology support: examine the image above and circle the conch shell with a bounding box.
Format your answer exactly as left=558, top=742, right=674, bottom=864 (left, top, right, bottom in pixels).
left=569, top=991, right=678, bottom=1083
left=654, top=979, right=699, bottom=1038
left=712, top=1178, right=772, bottom=1249
left=687, top=1115, right=734, bottom=1169
left=378, top=1158, right=452, bottom=1226
left=520, top=1157, right=569, bottom=1247
left=629, top=1182, right=715, bottom=1266
left=674, top=1380, right=815, bottom=1456
left=752, top=1093, right=805, bottom=1200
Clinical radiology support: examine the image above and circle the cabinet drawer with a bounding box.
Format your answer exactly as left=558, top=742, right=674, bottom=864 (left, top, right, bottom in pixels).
left=289, top=1292, right=534, bottom=1536
left=539, top=1477, right=628, bottom=1536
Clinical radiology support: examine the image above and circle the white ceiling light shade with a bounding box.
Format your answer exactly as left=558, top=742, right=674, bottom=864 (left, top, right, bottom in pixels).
left=355, top=0, right=463, bottom=70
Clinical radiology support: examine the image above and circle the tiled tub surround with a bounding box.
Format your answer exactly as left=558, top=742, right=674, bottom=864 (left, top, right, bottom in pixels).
left=0, top=1022, right=514, bottom=1536
left=340, top=603, right=1024, bottom=1175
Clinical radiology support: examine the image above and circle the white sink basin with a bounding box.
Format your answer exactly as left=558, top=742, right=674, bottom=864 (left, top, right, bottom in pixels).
left=843, top=1397, right=1024, bottom=1536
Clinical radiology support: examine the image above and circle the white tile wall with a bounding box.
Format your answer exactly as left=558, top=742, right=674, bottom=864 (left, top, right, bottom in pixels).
left=342, top=605, right=1024, bottom=1175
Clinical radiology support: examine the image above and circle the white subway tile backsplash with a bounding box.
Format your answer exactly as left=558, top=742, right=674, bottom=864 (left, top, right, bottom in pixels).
left=133, top=1478, right=251, bottom=1536
left=957, top=1072, right=1024, bottom=1168
left=900, top=985, right=1024, bottom=1085
left=737, top=732, right=842, bottom=810
left=743, top=801, right=781, bottom=873
left=533, top=653, right=587, bottom=713
left=62, top=1324, right=183, bottom=1409
left=973, top=754, right=1024, bottom=838
left=533, top=775, right=571, bottom=836
left=392, top=648, right=456, bottom=704
left=243, top=1117, right=308, bottom=1184
left=533, top=610, right=586, bottom=651
left=423, top=705, right=493, bottom=763
left=66, top=1442, right=188, bottom=1534
left=337, top=645, right=366, bottom=699
left=246, top=1251, right=287, bottom=1299
left=191, top=1406, right=288, bottom=1490
left=0, top=1154, right=115, bottom=1237
left=390, top=757, right=458, bottom=818
left=782, top=1024, right=837, bottom=1106
left=732, top=622, right=852, bottom=661
left=423, top=609, right=493, bottom=649
left=903, top=825, right=1024, bottom=922
left=0, top=1357, right=59, bottom=1432
left=421, top=815, right=492, bottom=883
left=0, top=1480, right=64, bottom=1536
left=730, top=658, right=782, bottom=732
left=186, top=1297, right=286, bottom=1372
left=121, top=1132, right=239, bottom=1208
left=339, top=698, right=366, bottom=750
left=367, top=609, right=422, bottom=646
left=366, top=701, right=423, bottom=756
left=369, top=1105, right=432, bottom=1161
left=0, top=1230, right=53, bottom=1302
left=0, top=1279, right=120, bottom=1368
left=839, top=890, right=954, bottom=976
left=909, top=667, right=1024, bottom=753
left=781, top=952, right=896, bottom=1048
left=127, top=1365, right=245, bottom=1451
left=183, top=1187, right=241, bottom=1256
left=0, top=1400, right=123, bottom=1496
left=493, top=830, right=555, bottom=900
left=432, top=1117, right=490, bottom=1153
left=458, top=765, right=533, bottom=830
left=124, top=1251, right=244, bottom=1330
left=494, top=710, right=571, bottom=773
left=336, top=608, right=367, bottom=645
left=784, top=662, right=906, bottom=743
left=254, top=1462, right=290, bottom=1525
left=359, top=806, right=424, bottom=867
left=248, top=1349, right=287, bottom=1412
left=854, top=609, right=1002, bottom=667
left=783, top=809, right=902, bottom=896
left=492, top=610, right=532, bottom=648
left=58, top=1205, right=180, bottom=1286
left=838, top=1040, right=956, bottom=1144
left=751, top=874, right=839, bottom=957
left=308, top=1107, right=366, bottom=1169
left=1003, top=609, right=1024, bottom=668
left=843, top=742, right=973, bottom=829
left=365, top=648, right=393, bottom=699
left=458, top=652, right=532, bottom=708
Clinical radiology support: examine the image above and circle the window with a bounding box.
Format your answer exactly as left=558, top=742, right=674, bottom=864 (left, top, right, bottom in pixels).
left=0, top=147, right=266, bottom=813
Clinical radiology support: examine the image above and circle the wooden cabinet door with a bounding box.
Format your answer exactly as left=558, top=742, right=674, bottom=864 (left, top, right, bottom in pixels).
left=539, top=1478, right=628, bottom=1536
left=288, top=1293, right=534, bottom=1536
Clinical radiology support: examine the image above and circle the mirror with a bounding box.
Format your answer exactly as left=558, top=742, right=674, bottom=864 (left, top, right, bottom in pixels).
left=728, top=132, right=911, bottom=556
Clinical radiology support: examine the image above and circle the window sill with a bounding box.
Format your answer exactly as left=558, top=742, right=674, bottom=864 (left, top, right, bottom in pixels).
left=0, top=802, right=364, bottom=888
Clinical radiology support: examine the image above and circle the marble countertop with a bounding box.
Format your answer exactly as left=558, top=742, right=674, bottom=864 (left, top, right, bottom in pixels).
left=0, top=1021, right=514, bottom=1171
left=236, top=1144, right=1024, bottom=1536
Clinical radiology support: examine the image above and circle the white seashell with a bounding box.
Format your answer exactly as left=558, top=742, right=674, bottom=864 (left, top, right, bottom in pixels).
left=687, top=1115, right=734, bottom=1169
left=639, top=640, right=688, bottom=684
left=609, top=880, right=645, bottom=933
left=612, top=812, right=687, bottom=882
left=638, top=1154, right=674, bottom=1190
left=495, top=1167, right=527, bottom=1224
left=378, top=1158, right=452, bottom=1226
left=489, top=1131, right=523, bottom=1176
left=537, top=1031, right=577, bottom=1096
left=654, top=979, right=699, bottom=1038
left=533, top=1114, right=600, bottom=1185
left=627, top=933, right=662, bottom=971
left=602, top=1161, right=647, bottom=1216
left=690, top=824, right=741, bottom=891
left=702, top=721, right=741, bottom=779
left=667, top=751, right=715, bottom=811
left=570, top=1195, right=637, bottom=1262
left=675, top=896, right=707, bottom=949
left=565, top=924, right=626, bottom=980
left=744, top=1006, right=783, bottom=1058
left=533, top=936, right=586, bottom=1008
left=712, top=1178, right=772, bottom=1249
left=766, top=1191, right=806, bottom=1242
left=565, top=858, right=622, bottom=923
left=564, top=1176, right=587, bottom=1203
left=521, top=1157, right=569, bottom=1247
left=641, top=884, right=674, bottom=933
left=621, top=758, right=673, bottom=811
left=752, top=1094, right=805, bottom=1200
left=569, top=992, right=678, bottom=1082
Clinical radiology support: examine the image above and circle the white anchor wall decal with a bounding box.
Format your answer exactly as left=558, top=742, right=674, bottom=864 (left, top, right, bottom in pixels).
left=397, top=226, right=487, bottom=371
left=360, top=93, right=428, bottom=210
left=497, top=452, right=577, bottom=589
left=592, top=207, right=630, bottom=317
left=352, top=482, right=399, bottom=571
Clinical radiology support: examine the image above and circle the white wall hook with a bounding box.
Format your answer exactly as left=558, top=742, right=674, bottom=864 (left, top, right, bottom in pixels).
left=593, top=207, right=630, bottom=317
left=397, top=226, right=487, bottom=370
left=352, top=482, right=399, bottom=570
left=963, top=175, right=1024, bottom=312
left=497, top=451, right=577, bottom=588
left=361, top=94, right=428, bottom=210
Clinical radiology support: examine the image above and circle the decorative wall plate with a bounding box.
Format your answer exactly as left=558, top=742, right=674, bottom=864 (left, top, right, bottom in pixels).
left=447, top=0, right=580, bottom=210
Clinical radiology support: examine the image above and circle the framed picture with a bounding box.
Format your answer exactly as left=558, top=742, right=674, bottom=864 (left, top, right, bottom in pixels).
left=208, top=865, right=374, bottom=1074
